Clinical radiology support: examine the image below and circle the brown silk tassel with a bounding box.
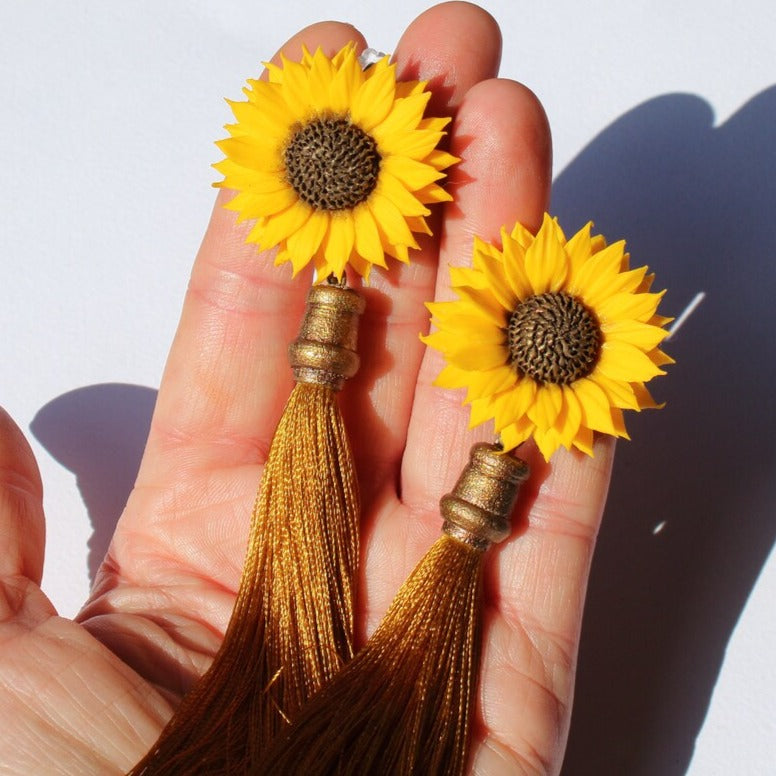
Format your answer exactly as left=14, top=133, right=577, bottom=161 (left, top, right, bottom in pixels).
left=129, top=283, right=365, bottom=775
left=256, top=443, right=529, bottom=776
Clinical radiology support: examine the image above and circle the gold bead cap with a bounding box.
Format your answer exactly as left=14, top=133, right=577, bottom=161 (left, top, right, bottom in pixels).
left=441, top=443, right=530, bottom=551
left=288, top=284, right=366, bottom=391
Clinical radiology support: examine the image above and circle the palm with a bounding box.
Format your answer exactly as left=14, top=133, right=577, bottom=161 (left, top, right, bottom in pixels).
left=0, top=5, right=615, bottom=775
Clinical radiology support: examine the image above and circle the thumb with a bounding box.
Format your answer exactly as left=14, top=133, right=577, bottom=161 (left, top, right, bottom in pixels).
left=0, top=407, right=45, bottom=586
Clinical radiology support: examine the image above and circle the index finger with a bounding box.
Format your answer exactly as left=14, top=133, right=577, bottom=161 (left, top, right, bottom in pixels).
left=135, top=22, right=368, bottom=486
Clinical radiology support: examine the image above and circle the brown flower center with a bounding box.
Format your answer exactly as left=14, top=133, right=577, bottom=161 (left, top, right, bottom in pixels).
left=507, top=292, right=601, bottom=384
left=284, top=117, right=381, bottom=211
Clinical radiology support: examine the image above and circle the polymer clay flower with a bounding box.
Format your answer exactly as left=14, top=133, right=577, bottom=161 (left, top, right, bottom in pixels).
left=214, top=43, right=456, bottom=280
left=423, top=214, right=673, bottom=460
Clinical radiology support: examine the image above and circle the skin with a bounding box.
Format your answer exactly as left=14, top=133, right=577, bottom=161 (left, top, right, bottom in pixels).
left=0, top=3, right=614, bottom=774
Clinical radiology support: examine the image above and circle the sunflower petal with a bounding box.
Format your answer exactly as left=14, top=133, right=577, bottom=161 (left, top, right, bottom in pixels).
left=464, top=365, right=517, bottom=403
left=500, top=415, right=535, bottom=452
left=328, top=48, right=361, bottom=114
left=469, top=395, right=497, bottom=427
left=380, top=127, right=444, bottom=160
left=590, top=374, right=640, bottom=411
left=649, top=347, right=675, bottom=367
left=433, top=363, right=472, bottom=390
left=446, top=341, right=507, bottom=371
left=509, top=220, right=535, bottom=252
left=572, top=378, right=619, bottom=435
left=413, top=182, right=454, bottom=204
left=500, top=233, right=533, bottom=299
left=405, top=215, right=433, bottom=236
left=450, top=265, right=488, bottom=291
left=244, top=81, right=293, bottom=128
left=278, top=54, right=313, bottom=117
left=565, top=221, right=593, bottom=280
left=597, top=341, right=666, bottom=381
left=534, top=427, right=563, bottom=461
left=372, top=93, right=431, bottom=146
left=610, top=408, right=631, bottom=439
left=427, top=311, right=504, bottom=342
left=381, top=154, right=446, bottom=190
left=227, top=186, right=297, bottom=219
left=571, top=426, right=595, bottom=457
left=632, top=382, right=664, bottom=409
left=597, top=290, right=664, bottom=324
left=453, top=286, right=508, bottom=327
left=492, top=379, right=536, bottom=432
left=417, top=116, right=451, bottom=133
left=214, top=161, right=287, bottom=193
left=215, top=136, right=281, bottom=172
left=424, top=148, right=458, bottom=170
left=602, top=319, right=670, bottom=351
left=251, top=202, right=311, bottom=250
left=285, top=210, right=329, bottom=268
left=475, top=252, right=517, bottom=311
left=385, top=242, right=411, bottom=264
left=226, top=98, right=287, bottom=141
left=351, top=62, right=397, bottom=130
left=376, top=172, right=430, bottom=217
left=557, top=387, right=583, bottom=446
left=368, top=191, right=418, bottom=250
left=353, top=205, right=388, bottom=269
left=526, top=382, right=564, bottom=430
left=307, top=48, right=337, bottom=111
left=323, top=215, right=356, bottom=279
left=571, top=241, right=626, bottom=303
left=524, top=214, right=568, bottom=294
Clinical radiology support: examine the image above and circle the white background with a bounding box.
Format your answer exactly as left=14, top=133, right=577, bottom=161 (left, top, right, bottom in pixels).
left=2, top=2, right=774, bottom=774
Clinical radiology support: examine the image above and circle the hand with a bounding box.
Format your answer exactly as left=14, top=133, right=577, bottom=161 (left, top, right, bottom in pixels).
left=0, top=4, right=613, bottom=774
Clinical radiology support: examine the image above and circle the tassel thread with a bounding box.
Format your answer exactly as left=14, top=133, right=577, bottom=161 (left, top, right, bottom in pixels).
left=258, top=443, right=529, bottom=776
left=130, top=284, right=364, bottom=775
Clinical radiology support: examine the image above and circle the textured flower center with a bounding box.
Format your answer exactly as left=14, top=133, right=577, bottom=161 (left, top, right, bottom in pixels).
left=284, top=117, right=381, bottom=211
left=507, top=292, right=601, bottom=384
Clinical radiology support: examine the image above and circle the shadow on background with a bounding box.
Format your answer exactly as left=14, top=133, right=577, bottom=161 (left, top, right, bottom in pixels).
left=31, top=384, right=157, bottom=582
left=555, top=89, right=776, bottom=775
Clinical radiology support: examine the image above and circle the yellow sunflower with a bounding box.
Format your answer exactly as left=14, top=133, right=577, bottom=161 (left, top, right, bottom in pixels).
left=422, top=214, right=673, bottom=461
left=214, top=43, right=457, bottom=280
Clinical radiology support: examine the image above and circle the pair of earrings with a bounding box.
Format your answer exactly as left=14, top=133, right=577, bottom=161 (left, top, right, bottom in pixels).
left=130, top=43, right=671, bottom=775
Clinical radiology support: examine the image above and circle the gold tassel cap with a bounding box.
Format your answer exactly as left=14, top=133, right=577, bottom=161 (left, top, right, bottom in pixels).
left=289, top=283, right=365, bottom=390
left=441, top=443, right=529, bottom=551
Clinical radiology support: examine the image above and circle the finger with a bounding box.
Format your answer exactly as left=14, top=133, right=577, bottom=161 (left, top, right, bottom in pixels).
left=477, top=437, right=615, bottom=770
left=0, top=408, right=45, bottom=585
left=358, top=78, right=551, bottom=625
left=393, top=1, right=502, bottom=117
left=343, top=1, right=503, bottom=505
left=136, top=22, right=368, bottom=485
left=401, top=78, right=553, bottom=513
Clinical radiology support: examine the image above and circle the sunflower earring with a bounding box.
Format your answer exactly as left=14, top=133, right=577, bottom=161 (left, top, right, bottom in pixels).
left=255, top=214, right=672, bottom=776
left=129, top=43, right=456, bottom=774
